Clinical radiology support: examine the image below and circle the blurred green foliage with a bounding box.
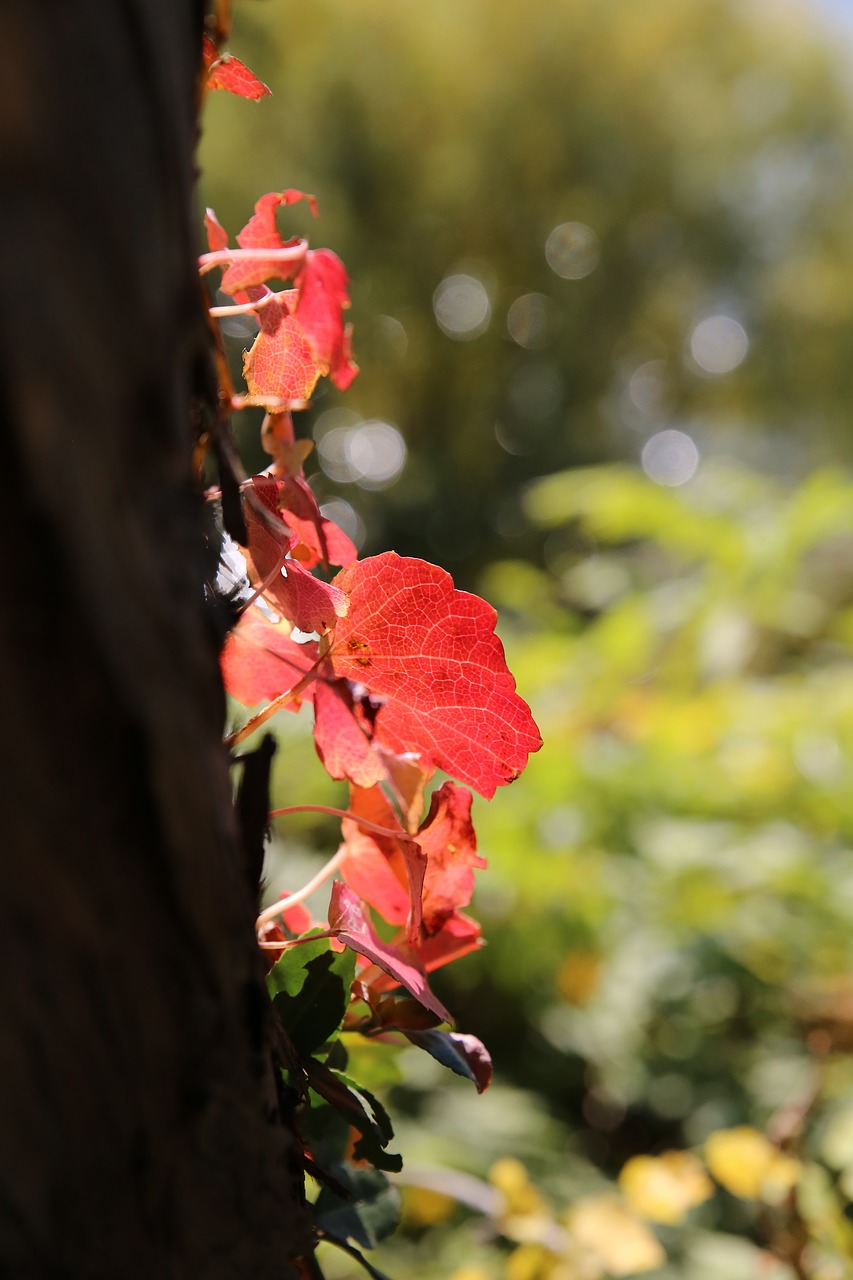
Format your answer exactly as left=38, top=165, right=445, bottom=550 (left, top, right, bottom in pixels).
left=205, top=1, right=853, bottom=1274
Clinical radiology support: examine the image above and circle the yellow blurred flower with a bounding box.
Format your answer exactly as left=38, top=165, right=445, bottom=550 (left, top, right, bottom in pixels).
left=566, top=1196, right=665, bottom=1275
left=619, top=1150, right=713, bottom=1225
left=704, top=1127, right=802, bottom=1202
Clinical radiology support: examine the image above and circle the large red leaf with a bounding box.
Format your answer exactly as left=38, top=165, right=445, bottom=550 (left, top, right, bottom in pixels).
left=221, top=609, right=319, bottom=707
left=328, top=554, right=542, bottom=798
left=328, top=883, right=451, bottom=1023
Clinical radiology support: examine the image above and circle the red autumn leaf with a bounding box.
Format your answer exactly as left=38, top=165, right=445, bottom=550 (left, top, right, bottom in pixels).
left=328, top=553, right=542, bottom=798
left=328, top=882, right=451, bottom=1024
left=313, top=681, right=389, bottom=790
left=204, top=206, right=230, bottom=253
left=242, top=298, right=322, bottom=407
left=368, top=911, right=483, bottom=995
left=418, top=782, right=485, bottom=934
left=276, top=475, right=358, bottom=569
left=242, top=476, right=350, bottom=634
left=221, top=609, right=319, bottom=708
left=418, top=909, right=483, bottom=972
left=221, top=190, right=315, bottom=295
left=339, top=784, right=426, bottom=932
left=292, top=249, right=359, bottom=391
left=202, top=34, right=272, bottom=100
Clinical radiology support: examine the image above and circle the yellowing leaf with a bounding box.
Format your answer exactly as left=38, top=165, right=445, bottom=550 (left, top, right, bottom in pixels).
left=566, top=1197, right=665, bottom=1275
left=619, top=1150, right=713, bottom=1225
left=704, top=1127, right=802, bottom=1202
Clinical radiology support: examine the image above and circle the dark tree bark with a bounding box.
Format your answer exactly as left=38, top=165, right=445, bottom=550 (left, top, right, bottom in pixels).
left=0, top=4, right=306, bottom=1274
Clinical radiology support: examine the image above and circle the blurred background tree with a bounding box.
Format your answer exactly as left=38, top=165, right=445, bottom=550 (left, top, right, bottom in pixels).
left=202, top=0, right=853, bottom=581
left=203, top=1, right=853, bottom=1275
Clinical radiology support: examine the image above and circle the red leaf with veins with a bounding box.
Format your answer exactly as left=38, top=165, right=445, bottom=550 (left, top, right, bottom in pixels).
left=313, top=681, right=388, bottom=790
left=328, top=883, right=451, bottom=1023
left=221, top=190, right=314, bottom=295
left=221, top=609, right=318, bottom=707
left=242, top=477, right=349, bottom=634
left=202, top=34, right=271, bottom=100
left=243, top=299, right=321, bottom=407
left=328, top=553, right=542, bottom=798
left=276, top=475, right=357, bottom=569
left=271, top=559, right=350, bottom=636
left=293, top=249, right=358, bottom=390
left=418, top=783, right=485, bottom=934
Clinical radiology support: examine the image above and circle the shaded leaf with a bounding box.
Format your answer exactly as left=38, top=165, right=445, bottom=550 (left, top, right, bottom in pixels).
left=314, top=1163, right=401, bottom=1250
left=329, top=554, right=542, bottom=797
left=267, top=936, right=356, bottom=1059
left=403, top=1029, right=493, bottom=1093
left=307, top=1059, right=403, bottom=1173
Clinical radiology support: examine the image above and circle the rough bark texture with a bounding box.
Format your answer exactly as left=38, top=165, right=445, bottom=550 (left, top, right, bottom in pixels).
left=0, top=4, right=306, bottom=1274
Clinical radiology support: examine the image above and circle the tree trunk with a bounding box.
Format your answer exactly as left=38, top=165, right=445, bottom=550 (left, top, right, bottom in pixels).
left=0, top=4, right=306, bottom=1274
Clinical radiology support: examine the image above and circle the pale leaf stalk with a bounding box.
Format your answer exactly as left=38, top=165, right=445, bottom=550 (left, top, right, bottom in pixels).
left=198, top=242, right=308, bottom=275
left=208, top=290, right=296, bottom=318
left=255, top=804, right=422, bottom=935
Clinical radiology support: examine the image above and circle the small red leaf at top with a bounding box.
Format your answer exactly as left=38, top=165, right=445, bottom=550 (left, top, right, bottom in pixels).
left=221, top=191, right=314, bottom=294
left=328, top=553, right=542, bottom=798
left=221, top=609, right=319, bottom=707
left=202, top=34, right=272, bottom=100
left=329, top=882, right=451, bottom=1024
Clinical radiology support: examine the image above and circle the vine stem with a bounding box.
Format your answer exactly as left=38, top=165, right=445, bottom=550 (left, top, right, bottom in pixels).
left=224, top=663, right=320, bottom=749
left=256, top=847, right=348, bottom=931
left=208, top=289, right=295, bottom=318
left=198, top=242, right=308, bottom=275
left=255, top=804, right=419, bottom=934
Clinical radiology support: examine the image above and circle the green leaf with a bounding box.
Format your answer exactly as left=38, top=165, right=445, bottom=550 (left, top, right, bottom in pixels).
left=314, top=1162, right=401, bottom=1250
left=308, top=1060, right=403, bottom=1173
left=267, top=936, right=356, bottom=1059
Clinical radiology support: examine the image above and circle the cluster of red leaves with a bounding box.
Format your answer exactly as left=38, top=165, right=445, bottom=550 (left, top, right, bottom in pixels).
left=203, top=192, right=357, bottom=407
left=202, top=29, right=540, bottom=1065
